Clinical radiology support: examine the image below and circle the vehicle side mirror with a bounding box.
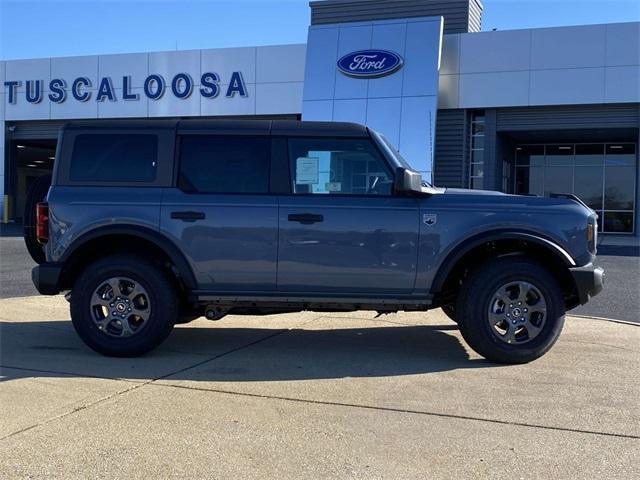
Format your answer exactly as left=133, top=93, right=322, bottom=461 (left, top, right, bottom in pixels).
left=394, top=167, right=423, bottom=194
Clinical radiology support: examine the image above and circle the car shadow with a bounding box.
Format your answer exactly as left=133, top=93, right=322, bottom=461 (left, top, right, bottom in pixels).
left=0, top=320, right=496, bottom=384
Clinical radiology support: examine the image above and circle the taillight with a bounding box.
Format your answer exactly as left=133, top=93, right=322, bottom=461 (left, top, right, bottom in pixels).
left=36, top=202, right=49, bottom=244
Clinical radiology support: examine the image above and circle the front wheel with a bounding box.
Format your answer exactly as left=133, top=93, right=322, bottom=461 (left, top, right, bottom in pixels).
left=70, top=255, right=178, bottom=357
left=456, top=256, right=565, bottom=364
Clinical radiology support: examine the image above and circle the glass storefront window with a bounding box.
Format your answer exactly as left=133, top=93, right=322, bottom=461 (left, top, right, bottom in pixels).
left=575, top=144, right=604, bottom=165
left=514, top=143, right=637, bottom=234
left=545, top=145, right=574, bottom=166
left=544, top=166, right=573, bottom=197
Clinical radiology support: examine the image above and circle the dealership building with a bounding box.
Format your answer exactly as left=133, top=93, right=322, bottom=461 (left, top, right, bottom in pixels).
left=1, top=0, right=639, bottom=235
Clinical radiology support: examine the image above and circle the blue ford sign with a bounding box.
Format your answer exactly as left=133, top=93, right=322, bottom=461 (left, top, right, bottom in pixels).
left=337, top=50, right=404, bottom=78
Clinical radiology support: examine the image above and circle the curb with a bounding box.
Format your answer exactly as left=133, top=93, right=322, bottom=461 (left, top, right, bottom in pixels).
left=570, top=314, right=639, bottom=326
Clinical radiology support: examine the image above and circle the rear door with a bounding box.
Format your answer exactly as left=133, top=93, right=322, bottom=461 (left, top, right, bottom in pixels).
left=277, top=137, right=420, bottom=294
left=160, top=133, right=278, bottom=292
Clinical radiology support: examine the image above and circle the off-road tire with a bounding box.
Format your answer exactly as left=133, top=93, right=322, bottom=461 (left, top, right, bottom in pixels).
left=456, top=256, right=565, bottom=364
left=70, top=255, right=178, bottom=357
left=441, top=303, right=457, bottom=323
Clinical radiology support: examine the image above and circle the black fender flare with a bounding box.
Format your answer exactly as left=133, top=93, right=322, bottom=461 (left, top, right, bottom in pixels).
left=431, top=230, right=576, bottom=294
left=60, top=225, right=198, bottom=290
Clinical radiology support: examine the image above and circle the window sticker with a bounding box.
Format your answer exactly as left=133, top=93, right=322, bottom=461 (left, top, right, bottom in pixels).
left=296, top=157, right=319, bottom=184
left=325, top=182, right=342, bottom=192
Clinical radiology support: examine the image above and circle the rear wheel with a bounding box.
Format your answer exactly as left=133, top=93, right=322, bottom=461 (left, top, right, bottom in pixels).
left=441, top=303, right=457, bottom=323
left=70, top=255, right=178, bottom=357
left=456, top=256, right=565, bottom=364
left=23, top=175, right=51, bottom=264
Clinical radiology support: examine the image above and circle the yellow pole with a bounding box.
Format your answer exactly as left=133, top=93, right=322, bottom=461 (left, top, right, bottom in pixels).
left=2, top=195, right=9, bottom=223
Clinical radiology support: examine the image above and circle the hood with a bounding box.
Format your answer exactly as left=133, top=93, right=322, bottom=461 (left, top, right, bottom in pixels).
left=443, top=188, right=509, bottom=196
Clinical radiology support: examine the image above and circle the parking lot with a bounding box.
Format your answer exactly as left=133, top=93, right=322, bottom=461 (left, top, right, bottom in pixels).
left=1, top=228, right=639, bottom=478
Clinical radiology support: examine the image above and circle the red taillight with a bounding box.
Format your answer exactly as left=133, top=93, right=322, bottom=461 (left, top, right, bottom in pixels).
left=36, top=202, right=49, bottom=244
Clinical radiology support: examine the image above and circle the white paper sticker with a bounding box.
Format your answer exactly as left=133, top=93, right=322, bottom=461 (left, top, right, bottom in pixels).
left=296, top=157, right=319, bottom=184
left=325, top=182, right=341, bottom=192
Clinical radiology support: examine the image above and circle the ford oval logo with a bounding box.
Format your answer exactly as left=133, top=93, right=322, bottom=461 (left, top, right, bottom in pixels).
left=337, top=50, right=404, bottom=78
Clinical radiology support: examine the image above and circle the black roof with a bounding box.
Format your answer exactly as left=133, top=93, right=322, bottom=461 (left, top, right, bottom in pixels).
left=63, top=119, right=369, bottom=137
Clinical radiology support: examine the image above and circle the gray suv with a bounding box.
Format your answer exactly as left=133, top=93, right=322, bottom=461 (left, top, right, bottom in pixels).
left=31, top=120, right=603, bottom=363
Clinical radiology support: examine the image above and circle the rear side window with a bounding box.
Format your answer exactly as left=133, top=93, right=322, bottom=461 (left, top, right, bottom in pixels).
left=178, top=136, right=270, bottom=194
left=70, top=134, right=158, bottom=182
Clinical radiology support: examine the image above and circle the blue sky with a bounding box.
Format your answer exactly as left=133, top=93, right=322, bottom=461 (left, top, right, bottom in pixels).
left=1, top=0, right=639, bottom=60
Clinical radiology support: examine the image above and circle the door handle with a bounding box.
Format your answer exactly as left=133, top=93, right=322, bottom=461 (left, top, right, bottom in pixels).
left=288, top=213, right=324, bottom=225
left=171, top=211, right=206, bottom=222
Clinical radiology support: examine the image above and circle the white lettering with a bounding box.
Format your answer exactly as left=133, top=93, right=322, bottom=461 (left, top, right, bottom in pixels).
left=349, top=54, right=387, bottom=71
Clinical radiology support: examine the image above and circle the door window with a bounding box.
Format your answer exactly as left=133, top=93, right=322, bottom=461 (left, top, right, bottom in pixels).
left=178, top=135, right=270, bottom=194
left=288, top=138, right=392, bottom=195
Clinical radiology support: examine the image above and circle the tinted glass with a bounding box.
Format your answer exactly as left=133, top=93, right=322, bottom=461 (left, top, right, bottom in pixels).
left=515, top=166, right=543, bottom=195
left=575, top=144, right=604, bottom=166
left=574, top=166, right=603, bottom=209
left=289, top=138, right=392, bottom=195
left=179, top=136, right=270, bottom=194
left=515, top=145, right=544, bottom=166
left=70, top=134, right=157, bottom=182
left=604, top=166, right=635, bottom=210
left=605, top=144, right=635, bottom=166
left=546, top=145, right=574, bottom=166
left=604, top=212, right=634, bottom=233
left=544, top=166, right=573, bottom=196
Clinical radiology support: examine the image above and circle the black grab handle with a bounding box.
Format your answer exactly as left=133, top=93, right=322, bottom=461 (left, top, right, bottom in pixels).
left=171, top=211, right=206, bottom=222
left=287, top=213, right=324, bottom=225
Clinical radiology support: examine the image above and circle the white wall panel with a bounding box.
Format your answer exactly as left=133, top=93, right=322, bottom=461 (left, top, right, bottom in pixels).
left=256, top=82, right=303, bottom=114
left=302, top=28, right=339, bottom=101
left=606, top=22, right=640, bottom=67
left=301, top=100, right=333, bottom=120
left=99, top=53, right=149, bottom=89
left=52, top=56, right=99, bottom=90
left=368, top=22, right=406, bottom=98
left=257, top=44, right=306, bottom=84
left=437, top=74, right=458, bottom=109
left=530, top=67, right=605, bottom=105
left=200, top=84, right=256, bottom=116
left=334, top=25, right=372, bottom=99
left=50, top=96, right=97, bottom=119
left=5, top=99, right=50, bottom=121
left=460, top=29, right=531, bottom=73
left=332, top=98, right=367, bottom=124
left=98, top=88, right=148, bottom=118
left=439, top=34, right=460, bottom=75
left=5, top=59, right=50, bottom=92
left=531, top=24, right=606, bottom=69
left=605, top=66, right=640, bottom=103
left=0, top=62, right=6, bottom=92
left=459, top=71, right=529, bottom=108
left=201, top=47, right=256, bottom=84
left=148, top=50, right=201, bottom=87
left=366, top=97, right=402, bottom=147
left=148, top=87, right=202, bottom=117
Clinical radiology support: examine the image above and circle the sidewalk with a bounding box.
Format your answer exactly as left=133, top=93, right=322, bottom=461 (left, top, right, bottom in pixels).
left=1, top=295, right=638, bottom=479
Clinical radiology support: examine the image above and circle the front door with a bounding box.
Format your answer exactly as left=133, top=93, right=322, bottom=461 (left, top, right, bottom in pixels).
left=161, top=134, right=278, bottom=292
left=277, top=137, right=420, bottom=294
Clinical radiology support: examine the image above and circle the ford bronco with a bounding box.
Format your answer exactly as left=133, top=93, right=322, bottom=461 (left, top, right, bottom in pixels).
left=29, top=120, right=604, bottom=363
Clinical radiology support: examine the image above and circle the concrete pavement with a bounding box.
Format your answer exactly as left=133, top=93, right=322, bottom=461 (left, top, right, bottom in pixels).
left=0, top=295, right=638, bottom=479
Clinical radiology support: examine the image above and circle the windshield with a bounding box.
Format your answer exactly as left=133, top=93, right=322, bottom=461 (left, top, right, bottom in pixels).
left=372, top=131, right=433, bottom=187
